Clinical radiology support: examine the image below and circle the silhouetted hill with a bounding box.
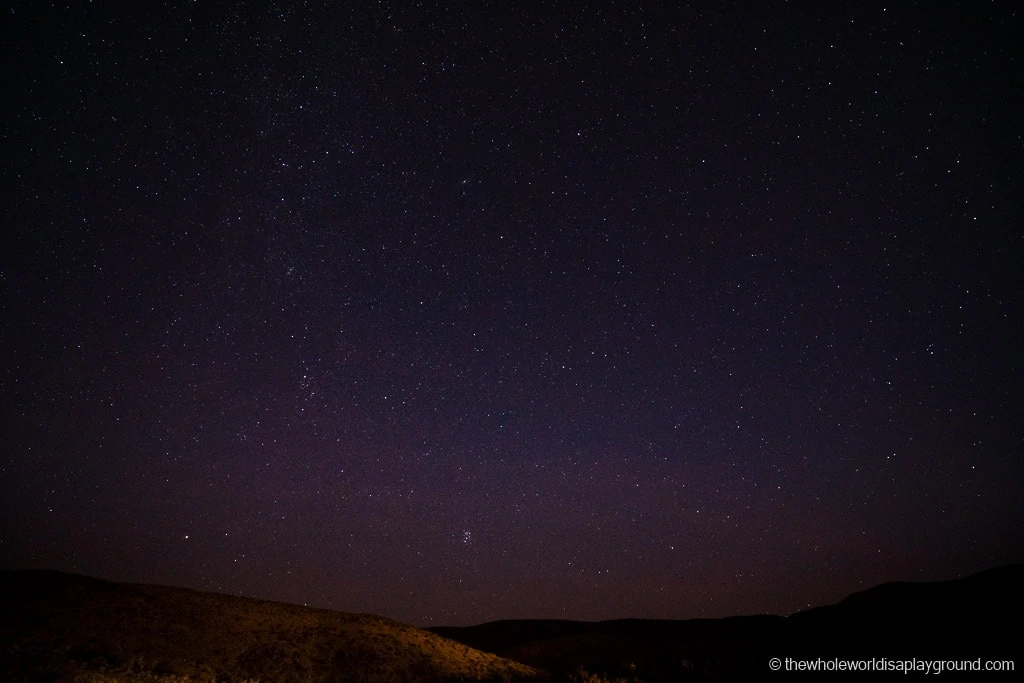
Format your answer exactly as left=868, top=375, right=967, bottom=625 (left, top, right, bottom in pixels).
left=2, top=566, right=1018, bottom=682
left=0, top=570, right=540, bottom=682
left=787, top=564, right=1024, bottom=655
left=431, top=565, right=1024, bottom=682
left=839, top=564, right=1024, bottom=613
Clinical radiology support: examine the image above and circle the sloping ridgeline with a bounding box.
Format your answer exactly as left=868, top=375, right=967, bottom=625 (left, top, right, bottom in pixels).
left=0, top=570, right=540, bottom=682
left=431, top=565, right=1024, bottom=682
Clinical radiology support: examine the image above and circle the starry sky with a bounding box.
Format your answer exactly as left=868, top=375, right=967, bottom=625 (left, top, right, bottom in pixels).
left=2, top=1, right=1022, bottom=627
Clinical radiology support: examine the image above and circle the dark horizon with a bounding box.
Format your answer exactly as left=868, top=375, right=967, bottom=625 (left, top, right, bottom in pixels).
left=2, top=1, right=1022, bottom=628
left=4, top=562, right=1023, bottom=629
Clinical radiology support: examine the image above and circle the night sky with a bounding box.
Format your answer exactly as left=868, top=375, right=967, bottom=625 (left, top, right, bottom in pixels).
left=2, top=2, right=1022, bottom=627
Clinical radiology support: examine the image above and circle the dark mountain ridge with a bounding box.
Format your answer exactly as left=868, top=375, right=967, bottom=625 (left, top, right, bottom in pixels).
left=1, top=565, right=1019, bottom=681
left=430, top=564, right=1023, bottom=681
